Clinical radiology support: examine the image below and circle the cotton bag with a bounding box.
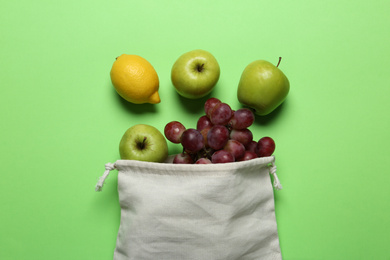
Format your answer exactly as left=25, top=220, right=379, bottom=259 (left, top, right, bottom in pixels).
left=96, top=155, right=283, bottom=260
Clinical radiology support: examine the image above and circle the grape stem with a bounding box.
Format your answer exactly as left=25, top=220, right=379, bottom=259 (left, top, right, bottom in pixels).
left=226, top=123, right=233, bottom=132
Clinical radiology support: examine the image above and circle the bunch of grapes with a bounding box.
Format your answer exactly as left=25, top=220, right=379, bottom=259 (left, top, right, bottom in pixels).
left=164, top=98, right=276, bottom=164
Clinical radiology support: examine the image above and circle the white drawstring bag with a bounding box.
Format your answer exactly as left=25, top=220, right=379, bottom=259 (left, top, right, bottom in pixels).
left=96, top=155, right=283, bottom=260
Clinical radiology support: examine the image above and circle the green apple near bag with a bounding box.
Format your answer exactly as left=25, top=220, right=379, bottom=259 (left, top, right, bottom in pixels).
left=119, top=124, right=168, bottom=163
left=237, top=58, right=290, bottom=116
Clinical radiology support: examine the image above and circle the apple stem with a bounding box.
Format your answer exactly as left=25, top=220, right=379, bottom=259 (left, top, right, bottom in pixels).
left=138, top=137, right=147, bottom=149
left=276, top=57, right=282, bottom=67
left=197, top=64, right=205, bottom=72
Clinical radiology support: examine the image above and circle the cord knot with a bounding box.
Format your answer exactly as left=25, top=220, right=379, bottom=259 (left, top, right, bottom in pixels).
left=105, top=163, right=116, bottom=171
left=269, top=163, right=277, bottom=175
left=95, top=162, right=116, bottom=192
left=269, top=161, right=282, bottom=190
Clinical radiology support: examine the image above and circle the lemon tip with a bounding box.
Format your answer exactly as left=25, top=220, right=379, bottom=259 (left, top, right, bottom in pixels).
left=148, top=91, right=161, bottom=104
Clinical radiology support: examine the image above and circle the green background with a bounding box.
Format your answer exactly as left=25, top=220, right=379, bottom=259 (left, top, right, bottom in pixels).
left=1, top=0, right=389, bottom=259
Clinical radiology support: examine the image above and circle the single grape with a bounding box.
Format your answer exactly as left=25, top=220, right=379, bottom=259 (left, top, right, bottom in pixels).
left=181, top=128, right=204, bottom=153
left=230, top=128, right=253, bottom=147
left=164, top=121, right=186, bottom=144
left=209, top=103, right=233, bottom=126
left=228, top=108, right=254, bottom=130
left=211, top=150, right=234, bottom=164
left=256, top=137, right=275, bottom=157
left=173, top=153, right=193, bottom=164
left=207, top=125, right=230, bottom=150
left=195, top=158, right=212, bottom=164
left=200, top=127, right=211, bottom=147
left=204, top=97, right=221, bottom=117
left=236, top=151, right=258, bottom=161
left=245, top=140, right=258, bottom=153
left=224, top=140, right=245, bottom=160
left=197, top=115, right=213, bottom=131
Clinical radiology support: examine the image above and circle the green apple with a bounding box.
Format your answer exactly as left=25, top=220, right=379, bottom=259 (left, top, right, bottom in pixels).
left=119, top=124, right=168, bottom=162
left=237, top=58, right=290, bottom=116
left=171, top=49, right=220, bottom=99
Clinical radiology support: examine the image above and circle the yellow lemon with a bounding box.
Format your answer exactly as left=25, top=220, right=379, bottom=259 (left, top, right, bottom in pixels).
left=110, top=54, right=160, bottom=104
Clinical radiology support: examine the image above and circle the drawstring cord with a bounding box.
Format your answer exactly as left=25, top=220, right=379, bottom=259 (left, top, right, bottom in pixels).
left=95, top=163, right=116, bottom=192
left=96, top=159, right=281, bottom=191
left=269, top=161, right=282, bottom=190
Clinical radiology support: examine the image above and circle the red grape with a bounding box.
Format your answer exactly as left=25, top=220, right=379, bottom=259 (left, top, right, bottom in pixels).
left=181, top=129, right=204, bottom=153
left=224, top=140, right=245, bottom=160
left=237, top=151, right=258, bottom=161
left=256, top=137, right=275, bottom=157
left=207, top=125, right=230, bottom=150
left=228, top=108, right=254, bottom=130
left=166, top=98, right=277, bottom=164
left=164, top=121, right=186, bottom=144
left=195, top=158, right=212, bottom=164
left=209, top=103, right=233, bottom=126
left=204, top=97, right=221, bottom=117
left=200, top=127, right=211, bottom=147
left=230, top=128, right=253, bottom=147
left=173, top=153, right=193, bottom=164
left=211, top=150, right=234, bottom=163
left=197, top=115, right=213, bottom=131
left=245, top=141, right=258, bottom=153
